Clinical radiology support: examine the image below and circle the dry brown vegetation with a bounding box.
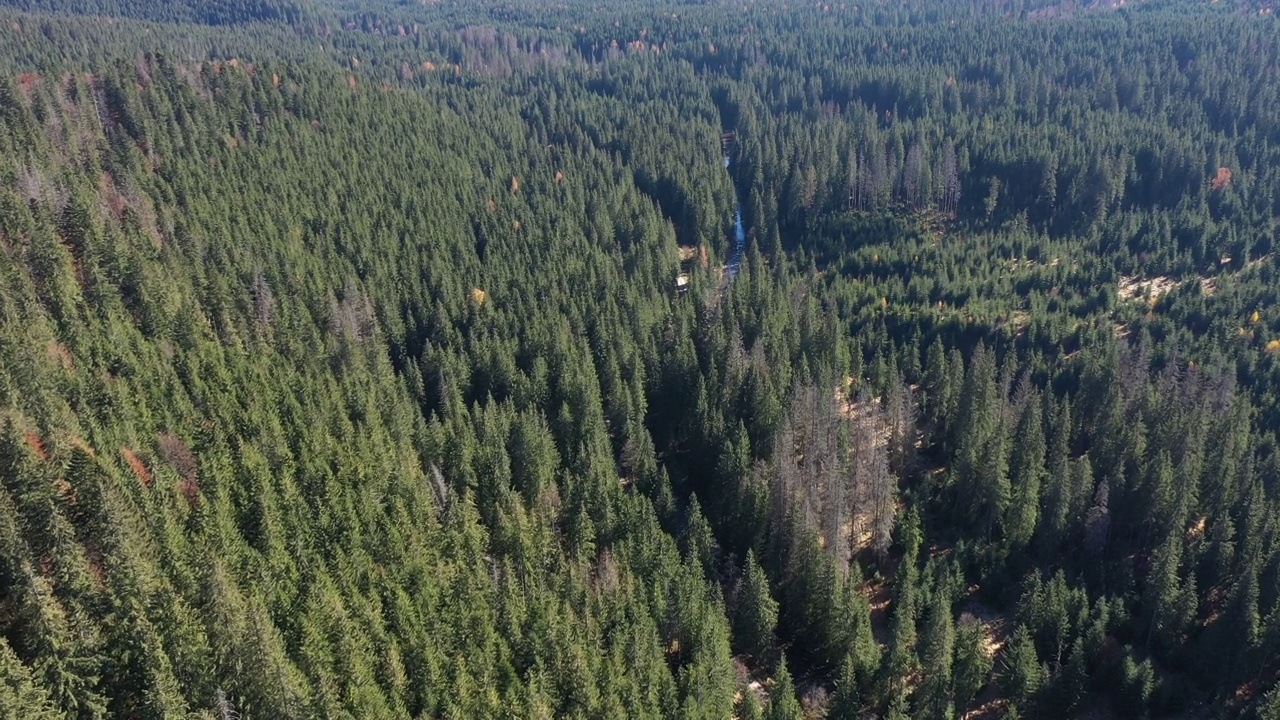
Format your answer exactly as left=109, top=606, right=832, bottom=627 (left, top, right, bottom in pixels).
left=122, top=447, right=153, bottom=487
left=23, top=431, right=48, bottom=460
left=1118, top=275, right=1178, bottom=302
left=1211, top=166, right=1233, bottom=191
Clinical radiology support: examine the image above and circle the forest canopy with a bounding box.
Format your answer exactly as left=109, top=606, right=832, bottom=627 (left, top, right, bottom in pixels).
left=0, top=0, right=1278, bottom=718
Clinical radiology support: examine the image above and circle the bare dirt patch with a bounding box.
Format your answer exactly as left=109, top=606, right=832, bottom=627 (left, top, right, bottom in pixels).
left=46, top=340, right=73, bottom=370
left=1118, top=275, right=1177, bottom=302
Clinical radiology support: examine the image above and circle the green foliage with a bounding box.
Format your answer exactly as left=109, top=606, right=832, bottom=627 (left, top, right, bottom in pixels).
left=828, top=652, right=863, bottom=720
left=737, top=691, right=764, bottom=720
left=1115, top=654, right=1157, bottom=719
left=733, top=550, right=778, bottom=667
left=764, top=658, right=804, bottom=720
left=0, top=1, right=1276, bottom=717
left=1259, top=685, right=1280, bottom=720
left=0, top=637, right=61, bottom=720
left=1005, top=389, right=1044, bottom=551
left=1002, top=626, right=1046, bottom=713
left=915, top=590, right=956, bottom=720
left=0, top=0, right=312, bottom=25
left=952, top=616, right=993, bottom=714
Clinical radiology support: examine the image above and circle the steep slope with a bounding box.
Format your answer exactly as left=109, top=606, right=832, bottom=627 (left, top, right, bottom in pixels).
left=0, top=54, right=739, bottom=718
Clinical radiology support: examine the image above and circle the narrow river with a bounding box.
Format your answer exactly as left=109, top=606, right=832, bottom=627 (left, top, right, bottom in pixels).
left=724, top=153, right=745, bottom=282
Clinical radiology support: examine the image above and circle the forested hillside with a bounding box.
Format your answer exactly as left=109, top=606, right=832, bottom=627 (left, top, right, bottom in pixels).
left=0, top=0, right=312, bottom=25
left=0, top=1, right=1278, bottom=718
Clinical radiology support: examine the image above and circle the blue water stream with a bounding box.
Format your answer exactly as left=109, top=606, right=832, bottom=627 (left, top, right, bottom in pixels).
left=725, top=154, right=745, bottom=280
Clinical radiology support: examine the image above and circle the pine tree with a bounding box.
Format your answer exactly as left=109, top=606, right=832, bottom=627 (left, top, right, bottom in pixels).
left=734, top=550, right=779, bottom=667
left=764, top=657, right=804, bottom=720
left=915, top=590, right=956, bottom=720
left=1142, top=529, right=1186, bottom=654
left=922, top=339, right=951, bottom=435
left=738, top=690, right=765, bottom=720
left=1056, top=640, right=1089, bottom=716
left=943, top=348, right=965, bottom=450
left=829, top=652, right=863, bottom=720
left=954, top=342, right=1007, bottom=537
left=880, top=508, right=922, bottom=707
left=0, top=636, right=62, bottom=720
left=716, top=421, right=755, bottom=551
left=509, top=411, right=561, bottom=510
left=1001, top=626, right=1045, bottom=712
left=835, top=566, right=881, bottom=697
left=1206, top=555, right=1261, bottom=687
left=1258, top=684, right=1280, bottom=720
left=682, top=497, right=719, bottom=581
left=1005, top=391, right=1045, bottom=551
left=7, top=564, right=108, bottom=720
left=1115, top=655, right=1155, bottom=719
left=1037, top=397, right=1073, bottom=561
left=953, top=615, right=992, bottom=713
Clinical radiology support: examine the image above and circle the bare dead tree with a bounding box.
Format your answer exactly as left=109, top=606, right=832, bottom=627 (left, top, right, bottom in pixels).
left=429, top=463, right=453, bottom=513
left=884, top=374, right=916, bottom=482
left=215, top=689, right=240, bottom=720
left=157, top=432, right=198, bottom=485
left=329, top=279, right=376, bottom=341
left=1083, top=478, right=1111, bottom=556
left=904, top=141, right=925, bottom=210
left=848, top=386, right=896, bottom=561
left=938, top=141, right=960, bottom=218
left=250, top=270, right=276, bottom=329
left=770, top=381, right=846, bottom=565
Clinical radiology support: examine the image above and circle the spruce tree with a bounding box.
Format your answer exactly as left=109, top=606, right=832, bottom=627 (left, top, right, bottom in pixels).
left=734, top=550, right=779, bottom=667
left=880, top=508, right=922, bottom=707
left=738, top=690, right=765, bottom=720
left=1037, top=397, right=1074, bottom=561
left=1001, top=626, right=1045, bottom=712
left=1005, top=391, right=1045, bottom=551
left=953, top=615, right=992, bottom=713
left=0, top=637, right=62, bottom=720
left=829, top=653, right=863, bottom=720
left=1258, top=684, right=1280, bottom=720
left=916, top=591, right=956, bottom=720
left=764, top=657, right=804, bottom=720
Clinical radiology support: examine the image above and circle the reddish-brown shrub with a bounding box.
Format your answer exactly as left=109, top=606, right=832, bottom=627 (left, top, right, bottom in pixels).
left=121, top=447, right=152, bottom=486
left=1211, top=166, right=1233, bottom=190
left=23, top=431, right=48, bottom=460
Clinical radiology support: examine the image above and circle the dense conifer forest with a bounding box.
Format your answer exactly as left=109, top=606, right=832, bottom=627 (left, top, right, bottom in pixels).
left=0, top=0, right=1278, bottom=717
